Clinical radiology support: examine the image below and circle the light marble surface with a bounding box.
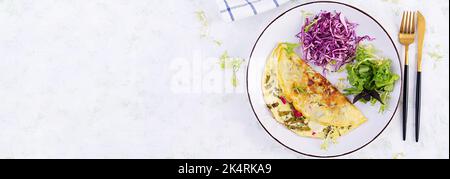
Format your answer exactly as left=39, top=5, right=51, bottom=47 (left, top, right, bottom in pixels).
left=0, top=0, right=448, bottom=159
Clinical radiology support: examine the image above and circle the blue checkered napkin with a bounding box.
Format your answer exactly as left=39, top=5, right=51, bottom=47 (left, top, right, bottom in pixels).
left=216, top=0, right=290, bottom=22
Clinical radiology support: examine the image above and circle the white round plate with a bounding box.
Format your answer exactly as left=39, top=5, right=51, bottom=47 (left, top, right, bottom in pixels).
left=247, top=1, right=402, bottom=158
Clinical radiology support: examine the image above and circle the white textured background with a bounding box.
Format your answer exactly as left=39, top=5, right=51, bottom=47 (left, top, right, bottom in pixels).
left=0, top=0, right=448, bottom=159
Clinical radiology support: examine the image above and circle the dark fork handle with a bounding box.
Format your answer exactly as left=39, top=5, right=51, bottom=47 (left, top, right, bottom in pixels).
left=403, top=65, right=409, bottom=141
left=416, top=72, right=421, bottom=142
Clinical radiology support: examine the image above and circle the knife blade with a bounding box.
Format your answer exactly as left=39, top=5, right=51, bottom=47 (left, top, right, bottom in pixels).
left=417, top=12, right=426, bottom=72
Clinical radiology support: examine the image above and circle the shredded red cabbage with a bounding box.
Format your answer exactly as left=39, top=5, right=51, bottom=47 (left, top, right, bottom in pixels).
left=297, top=11, right=373, bottom=72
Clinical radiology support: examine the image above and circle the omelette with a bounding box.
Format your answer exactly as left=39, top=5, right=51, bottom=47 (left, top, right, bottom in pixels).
left=262, top=43, right=368, bottom=146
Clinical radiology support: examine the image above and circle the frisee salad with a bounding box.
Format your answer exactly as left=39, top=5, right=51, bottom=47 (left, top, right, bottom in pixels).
left=344, top=44, right=400, bottom=112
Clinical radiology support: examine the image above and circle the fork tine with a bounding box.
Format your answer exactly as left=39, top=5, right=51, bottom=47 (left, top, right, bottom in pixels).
left=406, top=11, right=412, bottom=34
left=409, top=11, right=415, bottom=34
left=400, top=11, right=406, bottom=33
left=406, top=11, right=411, bottom=33
left=409, top=11, right=414, bottom=34
left=412, top=11, right=417, bottom=34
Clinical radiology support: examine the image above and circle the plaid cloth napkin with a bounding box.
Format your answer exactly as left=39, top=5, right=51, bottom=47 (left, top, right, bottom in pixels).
left=216, top=0, right=291, bottom=22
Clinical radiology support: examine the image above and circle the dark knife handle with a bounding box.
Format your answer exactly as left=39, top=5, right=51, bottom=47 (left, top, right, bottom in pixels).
left=415, top=72, right=422, bottom=142
left=403, top=65, right=409, bottom=141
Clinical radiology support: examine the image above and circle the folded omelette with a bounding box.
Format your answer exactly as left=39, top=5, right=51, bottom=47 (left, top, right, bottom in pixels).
left=262, top=43, right=368, bottom=145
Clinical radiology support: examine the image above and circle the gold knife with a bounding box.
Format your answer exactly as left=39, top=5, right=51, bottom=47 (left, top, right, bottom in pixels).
left=415, top=11, right=426, bottom=142
left=417, top=12, right=426, bottom=72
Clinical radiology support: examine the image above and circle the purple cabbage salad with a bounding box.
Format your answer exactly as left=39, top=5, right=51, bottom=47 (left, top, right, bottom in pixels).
left=297, top=11, right=373, bottom=72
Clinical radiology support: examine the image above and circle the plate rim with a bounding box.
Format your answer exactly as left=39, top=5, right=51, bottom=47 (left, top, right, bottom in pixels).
left=246, top=0, right=403, bottom=158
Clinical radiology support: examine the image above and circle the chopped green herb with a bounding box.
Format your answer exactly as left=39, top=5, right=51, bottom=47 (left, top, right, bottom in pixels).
left=336, top=78, right=348, bottom=91
left=214, top=40, right=222, bottom=46
left=336, top=66, right=346, bottom=73
left=278, top=111, right=291, bottom=116
left=231, top=72, right=239, bottom=87
left=195, top=11, right=208, bottom=27
left=428, top=51, right=444, bottom=62
left=195, top=11, right=223, bottom=46
left=195, top=11, right=209, bottom=37
left=282, top=43, right=300, bottom=54
left=219, top=51, right=244, bottom=88
left=219, top=51, right=229, bottom=70
left=304, top=19, right=318, bottom=32
left=321, top=139, right=330, bottom=150
left=265, top=75, right=271, bottom=84
left=271, top=102, right=279, bottom=108
left=293, top=86, right=307, bottom=94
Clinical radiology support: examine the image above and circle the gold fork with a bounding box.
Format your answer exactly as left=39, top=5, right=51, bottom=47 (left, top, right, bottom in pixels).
left=399, top=11, right=416, bottom=141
